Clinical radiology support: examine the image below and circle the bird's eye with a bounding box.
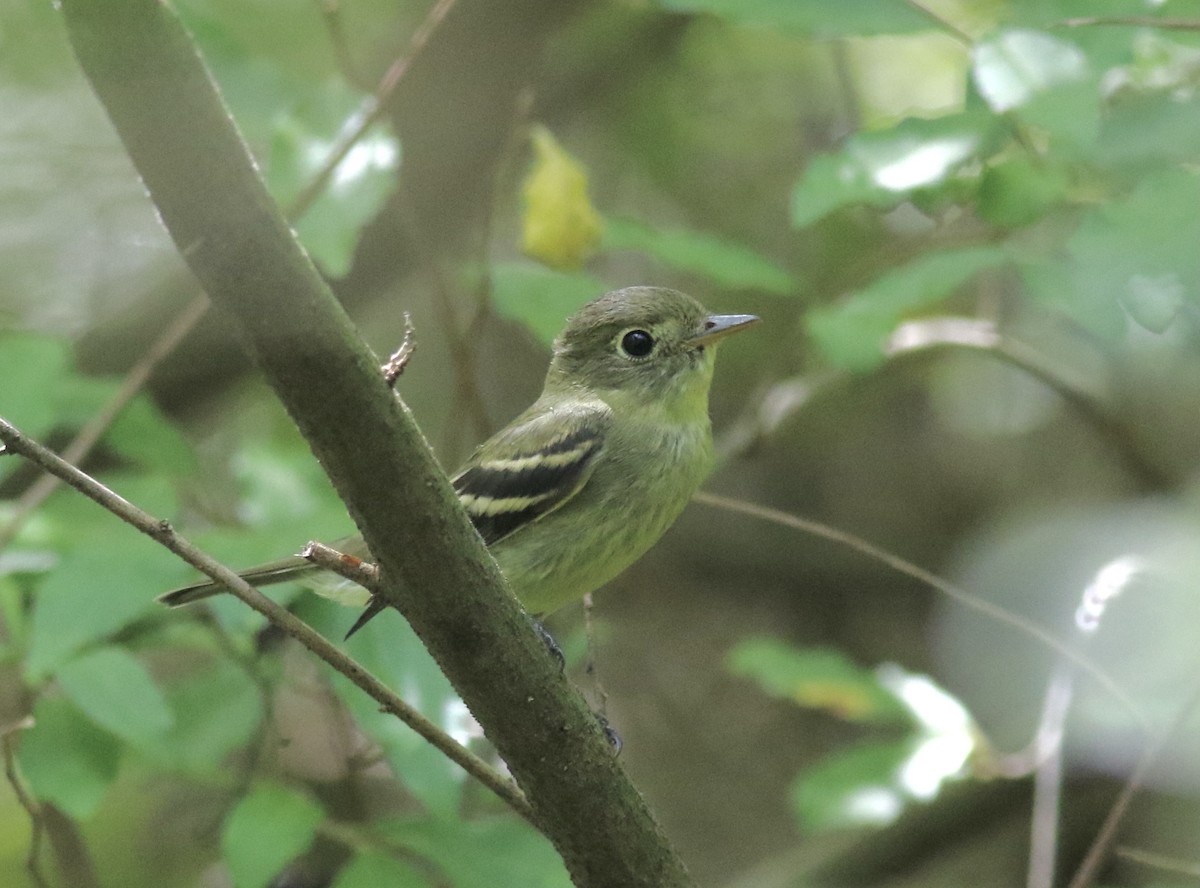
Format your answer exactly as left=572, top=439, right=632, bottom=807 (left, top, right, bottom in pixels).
left=620, top=329, right=655, bottom=358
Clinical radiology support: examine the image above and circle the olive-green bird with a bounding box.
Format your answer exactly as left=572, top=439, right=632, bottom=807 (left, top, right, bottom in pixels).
left=160, top=286, right=759, bottom=636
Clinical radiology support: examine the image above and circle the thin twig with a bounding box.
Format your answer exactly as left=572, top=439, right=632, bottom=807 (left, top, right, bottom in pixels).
left=902, top=0, right=974, bottom=45
left=1, top=718, right=49, bottom=888
left=380, top=313, right=416, bottom=388
left=302, top=540, right=380, bottom=589
left=1115, top=846, right=1200, bottom=878
left=315, top=0, right=370, bottom=90
left=0, top=416, right=535, bottom=826
left=1067, top=678, right=1200, bottom=888
left=1026, top=664, right=1073, bottom=888
left=1057, top=17, right=1200, bottom=31
left=692, top=491, right=1146, bottom=728
left=288, top=0, right=458, bottom=219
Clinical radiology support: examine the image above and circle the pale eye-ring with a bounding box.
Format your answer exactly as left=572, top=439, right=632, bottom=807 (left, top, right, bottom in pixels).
left=620, top=329, right=655, bottom=358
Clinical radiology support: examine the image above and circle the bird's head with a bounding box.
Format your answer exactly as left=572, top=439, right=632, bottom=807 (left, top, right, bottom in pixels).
left=546, top=287, right=759, bottom=420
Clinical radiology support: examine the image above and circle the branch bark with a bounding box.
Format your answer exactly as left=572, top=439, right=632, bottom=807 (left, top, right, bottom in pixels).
left=58, top=0, right=693, bottom=884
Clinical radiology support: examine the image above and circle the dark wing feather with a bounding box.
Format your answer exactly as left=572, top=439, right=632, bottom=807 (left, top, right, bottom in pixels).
left=452, top=406, right=609, bottom=546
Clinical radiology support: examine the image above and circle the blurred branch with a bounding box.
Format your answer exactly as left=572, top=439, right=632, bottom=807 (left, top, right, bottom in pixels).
left=1067, top=674, right=1200, bottom=888
left=57, top=1, right=693, bottom=883
left=692, top=491, right=1146, bottom=729
left=720, top=317, right=1167, bottom=493
left=902, top=0, right=974, bottom=44
left=1057, top=17, right=1200, bottom=31
left=0, top=416, right=535, bottom=825
left=1, top=718, right=49, bottom=888
left=289, top=0, right=458, bottom=219
left=1115, top=846, right=1200, bottom=878
left=886, top=317, right=1172, bottom=491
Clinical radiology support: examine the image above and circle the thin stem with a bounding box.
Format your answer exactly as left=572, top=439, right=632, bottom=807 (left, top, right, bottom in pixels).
left=1067, top=678, right=1200, bottom=888
left=1057, top=17, right=1200, bottom=31
left=2, top=718, right=49, bottom=888
left=288, top=0, right=458, bottom=219
left=1027, top=664, right=1073, bottom=888
left=692, top=491, right=1145, bottom=729
left=0, top=416, right=535, bottom=825
left=902, top=0, right=974, bottom=45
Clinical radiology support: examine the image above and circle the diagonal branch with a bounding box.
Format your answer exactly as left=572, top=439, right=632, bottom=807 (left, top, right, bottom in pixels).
left=56, top=1, right=693, bottom=884
left=0, top=416, right=532, bottom=823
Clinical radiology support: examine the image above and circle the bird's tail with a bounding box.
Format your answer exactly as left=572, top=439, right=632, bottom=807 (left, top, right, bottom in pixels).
left=157, top=556, right=317, bottom=607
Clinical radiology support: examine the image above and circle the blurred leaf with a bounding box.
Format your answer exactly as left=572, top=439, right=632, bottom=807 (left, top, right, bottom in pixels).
left=222, top=782, right=324, bottom=888
left=603, top=216, right=795, bottom=295
left=522, top=126, right=603, bottom=271
left=490, top=263, right=608, bottom=346
left=106, top=394, right=200, bottom=476
left=0, top=333, right=71, bottom=440
left=792, top=113, right=994, bottom=227
left=150, top=657, right=264, bottom=772
left=790, top=739, right=912, bottom=831
left=26, top=475, right=182, bottom=680
left=978, top=156, right=1069, bottom=228
left=972, top=29, right=1088, bottom=114
left=659, top=0, right=932, bottom=37
left=380, top=816, right=570, bottom=888
left=729, top=638, right=908, bottom=723
left=1063, top=168, right=1200, bottom=334
left=56, top=646, right=174, bottom=746
left=313, top=598, right=467, bottom=816
left=267, top=104, right=399, bottom=277
left=18, top=695, right=120, bottom=819
left=334, top=851, right=429, bottom=888
left=1097, top=92, right=1200, bottom=172
left=808, top=245, right=1009, bottom=370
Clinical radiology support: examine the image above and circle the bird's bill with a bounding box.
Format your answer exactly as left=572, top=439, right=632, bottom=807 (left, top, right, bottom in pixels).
left=690, top=313, right=761, bottom=347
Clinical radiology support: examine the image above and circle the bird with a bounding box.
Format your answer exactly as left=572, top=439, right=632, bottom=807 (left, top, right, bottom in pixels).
left=159, top=286, right=759, bottom=637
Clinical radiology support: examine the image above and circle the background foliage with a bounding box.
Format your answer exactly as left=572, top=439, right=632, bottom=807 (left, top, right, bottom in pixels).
left=3, top=0, right=1200, bottom=886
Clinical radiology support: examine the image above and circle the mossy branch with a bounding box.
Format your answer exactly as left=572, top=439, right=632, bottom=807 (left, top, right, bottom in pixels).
left=57, top=0, right=693, bottom=884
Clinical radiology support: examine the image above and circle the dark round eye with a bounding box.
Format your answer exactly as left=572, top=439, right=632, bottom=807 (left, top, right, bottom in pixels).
left=620, top=329, right=655, bottom=358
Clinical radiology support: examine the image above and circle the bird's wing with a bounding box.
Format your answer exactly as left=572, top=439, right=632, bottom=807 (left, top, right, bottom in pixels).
left=452, top=402, right=611, bottom=546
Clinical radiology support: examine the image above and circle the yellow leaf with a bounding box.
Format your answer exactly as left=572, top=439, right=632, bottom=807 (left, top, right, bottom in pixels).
left=793, top=680, right=875, bottom=721
left=521, top=126, right=603, bottom=271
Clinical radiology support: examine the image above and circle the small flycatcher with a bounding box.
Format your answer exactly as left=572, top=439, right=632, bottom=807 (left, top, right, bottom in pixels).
left=161, top=286, right=759, bottom=634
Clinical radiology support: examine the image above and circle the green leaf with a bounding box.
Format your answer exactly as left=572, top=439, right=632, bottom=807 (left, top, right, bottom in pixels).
left=222, top=782, right=324, bottom=888
left=972, top=29, right=1088, bottom=114
left=1097, top=92, right=1200, bottom=172
left=603, top=216, right=795, bottom=295
left=659, top=0, right=933, bottom=37
left=0, top=334, right=71, bottom=439
left=56, top=647, right=174, bottom=746
left=790, top=739, right=913, bottom=831
left=148, top=657, right=264, bottom=771
left=263, top=82, right=400, bottom=277
left=808, top=245, right=1009, bottom=370
left=729, top=638, right=908, bottom=723
left=106, top=394, right=199, bottom=476
left=978, top=157, right=1069, bottom=229
left=25, top=512, right=181, bottom=680
left=17, top=695, right=120, bottom=819
left=792, top=114, right=992, bottom=227
left=334, top=851, right=429, bottom=888
left=326, top=600, right=467, bottom=816
left=490, top=263, right=608, bottom=347
left=1063, top=168, right=1200, bottom=334
left=380, top=816, right=570, bottom=888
